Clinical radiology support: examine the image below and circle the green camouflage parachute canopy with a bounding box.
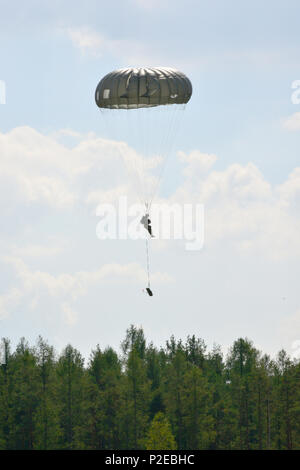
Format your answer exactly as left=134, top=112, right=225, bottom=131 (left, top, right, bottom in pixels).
left=95, top=67, right=192, bottom=109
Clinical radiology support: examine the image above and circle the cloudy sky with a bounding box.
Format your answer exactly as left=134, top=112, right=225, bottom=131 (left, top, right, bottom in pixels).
left=0, top=0, right=300, bottom=360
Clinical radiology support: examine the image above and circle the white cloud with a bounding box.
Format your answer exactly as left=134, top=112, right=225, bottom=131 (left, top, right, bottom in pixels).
left=0, top=126, right=76, bottom=208
left=62, top=302, right=78, bottom=326
left=50, top=128, right=86, bottom=140
left=61, top=25, right=164, bottom=65
left=65, top=27, right=105, bottom=55
left=277, top=167, right=300, bottom=211
left=1, top=125, right=300, bottom=357
left=0, top=126, right=166, bottom=219
left=178, top=150, right=217, bottom=175
left=2, top=125, right=300, bottom=263
left=86, top=185, right=130, bottom=206
left=0, top=255, right=173, bottom=320
left=1, top=124, right=300, bottom=337
left=283, top=112, right=300, bottom=131
left=64, top=25, right=144, bottom=63
left=11, top=242, right=65, bottom=258
left=0, top=288, right=22, bottom=319
left=173, top=155, right=300, bottom=260
left=0, top=126, right=145, bottom=210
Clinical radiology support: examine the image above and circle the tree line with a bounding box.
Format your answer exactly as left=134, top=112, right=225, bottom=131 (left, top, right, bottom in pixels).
left=0, top=325, right=299, bottom=450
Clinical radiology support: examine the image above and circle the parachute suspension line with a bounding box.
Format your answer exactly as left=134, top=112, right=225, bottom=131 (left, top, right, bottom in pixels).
left=148, top=105, right=178, bottom=209
left=95, top=68, right=192, bottom=297
left=148, top=104, right=186, bottom=210
left=125, top=108, right=145, bottom=207
left=145, top=236, right=151, bottom=289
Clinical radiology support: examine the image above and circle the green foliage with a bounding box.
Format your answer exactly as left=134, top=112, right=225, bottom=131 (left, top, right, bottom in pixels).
left=145, top=412, right=177, bottom=450
left=119, top=342, right=151, bottom=449
left=56, top=344, right=86, bottom=449
left=1, top=329, right=300, bottom=449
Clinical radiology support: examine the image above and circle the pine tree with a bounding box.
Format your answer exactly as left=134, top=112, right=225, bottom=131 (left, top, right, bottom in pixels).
left=56, top=344, right=85, bottom=449
left=0, top=329, right=300, bottom=449
left=206, top=344, right=237, bottom=449
left=272, top=350, right=297, bottom=449
left=182, top=366, right=215, bottom=449
left=226, top=338, right=260, bottom=449
left=33, top=337, right=61, bottom=449
left=119, top=326, right=151, bottom=449
left=85, top=346, right=122, bottom=449
left=145, top=412, right=176, bottom=450
left=145, top=343, right=166, bottom=419
left=163, top=347, right=188, bottom=449
left=7, top=338, right=39, bottom=449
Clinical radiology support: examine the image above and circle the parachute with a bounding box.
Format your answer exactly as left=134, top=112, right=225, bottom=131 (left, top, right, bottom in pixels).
left=95, top=67, right=192, bottom=109
left=95, top=67, right=192, bottom=294
left=95, top=67, right=192, bottom=205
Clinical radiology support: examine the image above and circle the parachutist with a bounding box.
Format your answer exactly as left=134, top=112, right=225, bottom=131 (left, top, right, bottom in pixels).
left=141, top=214, right=154, bottom=237
left=95, top=67, right=192, bottom=297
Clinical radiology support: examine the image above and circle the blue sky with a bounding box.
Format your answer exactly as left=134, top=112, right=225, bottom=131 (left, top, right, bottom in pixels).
left=0, top=0, right=300, bottom=360
left=1, top=0, right=300, bottom=178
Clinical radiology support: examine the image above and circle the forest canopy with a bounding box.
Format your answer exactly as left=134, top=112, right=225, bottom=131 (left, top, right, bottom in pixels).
left=0, top=326, right=299, bottom=450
